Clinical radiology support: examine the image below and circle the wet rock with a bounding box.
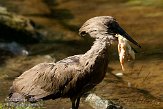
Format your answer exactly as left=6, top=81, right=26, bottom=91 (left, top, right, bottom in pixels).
left=0, top=6, right=43, bottom=44
left=115, top=73, right=123, bottom=77
left=0, top=42, right=29, bottom=56
left=85, top=93, right=123, bottom=109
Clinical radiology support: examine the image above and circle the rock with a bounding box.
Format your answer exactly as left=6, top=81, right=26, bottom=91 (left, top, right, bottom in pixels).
left=0, top=42, right=29, bottom=56
left=85, top=93, right=123, bottom=109
left=115, top=73, right=123, bottom=77
left=0, top=6, right=43, bottom=44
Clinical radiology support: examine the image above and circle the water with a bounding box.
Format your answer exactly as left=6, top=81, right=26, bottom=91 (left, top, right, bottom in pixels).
left=0, top=0, right=163, bottom=108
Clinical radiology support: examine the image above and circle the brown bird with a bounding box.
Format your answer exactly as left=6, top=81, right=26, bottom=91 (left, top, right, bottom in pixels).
left=9, top=16, right=141, bottom=109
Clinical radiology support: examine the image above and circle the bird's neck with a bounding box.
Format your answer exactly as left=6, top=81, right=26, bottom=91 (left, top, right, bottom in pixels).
left=80, top=37, right=110, bottom=69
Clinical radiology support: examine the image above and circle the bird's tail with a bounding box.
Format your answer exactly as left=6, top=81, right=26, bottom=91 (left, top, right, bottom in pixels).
left=8, top=92, right=26, bottom=102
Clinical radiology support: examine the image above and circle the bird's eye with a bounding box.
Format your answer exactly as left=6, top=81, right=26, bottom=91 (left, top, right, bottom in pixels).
left=80, top=31, right=87, bottom=36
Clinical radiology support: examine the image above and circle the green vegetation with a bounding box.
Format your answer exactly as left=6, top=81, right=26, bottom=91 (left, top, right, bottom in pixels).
left=0, top=103, right=2, bottom=109
left=0, top=102, right=43, bottom=109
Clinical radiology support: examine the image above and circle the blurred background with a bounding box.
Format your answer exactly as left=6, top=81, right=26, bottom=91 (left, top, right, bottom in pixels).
left=0, top=0, right=163, bottom=109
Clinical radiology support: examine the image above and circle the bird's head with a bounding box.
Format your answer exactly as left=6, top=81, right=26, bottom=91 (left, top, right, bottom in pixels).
left=79, top=16, right=141, bottom=48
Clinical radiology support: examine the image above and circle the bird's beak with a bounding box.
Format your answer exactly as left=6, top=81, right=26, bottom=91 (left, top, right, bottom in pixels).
left=115, top=24, right=141, bottom=48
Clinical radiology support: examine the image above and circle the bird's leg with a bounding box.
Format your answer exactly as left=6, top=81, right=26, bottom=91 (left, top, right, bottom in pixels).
left=70, top=97, right=80, bottom=109
left=70, top=98, right=76, bottom=109
left=75, top=97, right=80, bottom=109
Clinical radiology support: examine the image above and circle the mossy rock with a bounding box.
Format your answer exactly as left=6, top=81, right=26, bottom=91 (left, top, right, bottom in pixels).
left=0, top=7, right=43, bottom=44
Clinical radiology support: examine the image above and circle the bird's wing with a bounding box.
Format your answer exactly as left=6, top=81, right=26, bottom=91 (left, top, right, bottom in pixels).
left=11, top=55, right=81, bottom=100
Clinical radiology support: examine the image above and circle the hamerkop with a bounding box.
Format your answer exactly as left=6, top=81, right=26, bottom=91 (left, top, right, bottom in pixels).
left=9, top=16, right=141, bottom=109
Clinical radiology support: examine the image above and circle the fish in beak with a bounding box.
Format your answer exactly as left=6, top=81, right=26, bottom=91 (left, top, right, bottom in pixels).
left=112, top=22, right=141, bottom=71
